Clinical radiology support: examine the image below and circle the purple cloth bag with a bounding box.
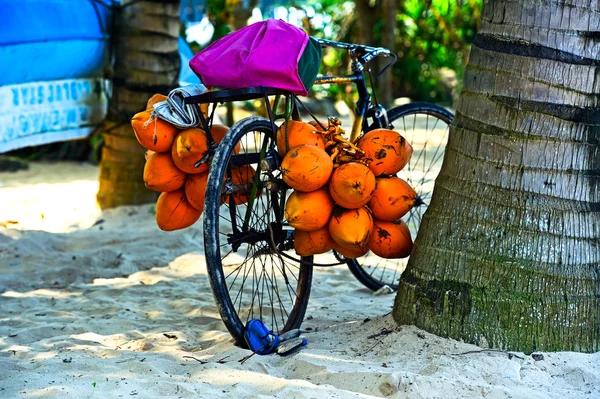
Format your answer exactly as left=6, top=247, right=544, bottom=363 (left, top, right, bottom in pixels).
left=189, top=19, right=310, bottom=95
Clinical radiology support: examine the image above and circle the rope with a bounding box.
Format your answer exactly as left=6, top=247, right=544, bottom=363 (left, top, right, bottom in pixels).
left=292, top=95, right=327, bottom=130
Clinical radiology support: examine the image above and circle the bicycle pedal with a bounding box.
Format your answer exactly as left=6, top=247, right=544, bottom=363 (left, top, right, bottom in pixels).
left=279, top=329, right=302, bottom=342
left=276, top=336, right=307, bottom=356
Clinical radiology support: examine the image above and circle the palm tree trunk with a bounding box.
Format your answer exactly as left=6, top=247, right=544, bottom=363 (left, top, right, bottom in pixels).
left=379, top=0, right=397, bottom=108
left=354, top=0, right=397, bottom=108
left=393, top=0, right=600, bottom=353
left=97, top=0, right=181, bottom=209
left=354, top=0, right=378, bottom=48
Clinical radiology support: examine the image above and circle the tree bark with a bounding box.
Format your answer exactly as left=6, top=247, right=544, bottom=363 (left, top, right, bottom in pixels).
left=354, top=0, right=397, bottom=108
left=393, top=0, right=600, bottom=353
left=97, top=0, right=181, bottom=209
left=354, top=0, right=378, bottom=48
left=379, top=0, right=397, bottom=108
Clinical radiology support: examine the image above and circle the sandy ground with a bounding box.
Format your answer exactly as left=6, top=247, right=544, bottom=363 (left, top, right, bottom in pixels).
left=1, top=162, right=599, bottom=398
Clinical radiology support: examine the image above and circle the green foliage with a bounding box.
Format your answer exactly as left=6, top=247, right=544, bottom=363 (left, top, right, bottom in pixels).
left=206, top=0, right=231, bottom=41
left=393, top=0, right=480, bottom=104
left=296, top=0, right=480, bottom=105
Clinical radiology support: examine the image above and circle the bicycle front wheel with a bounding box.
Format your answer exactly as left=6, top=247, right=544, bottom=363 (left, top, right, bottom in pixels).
left=347, top=102, right=454, bottom=291
left=204, top=116, right=313, bottom=346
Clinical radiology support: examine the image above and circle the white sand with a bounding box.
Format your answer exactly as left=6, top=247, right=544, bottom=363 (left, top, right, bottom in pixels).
left=1, top=162, right=598, bottom=398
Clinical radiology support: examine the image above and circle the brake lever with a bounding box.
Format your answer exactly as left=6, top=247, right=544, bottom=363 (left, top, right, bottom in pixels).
left=376, top=53, right=398, bottom=79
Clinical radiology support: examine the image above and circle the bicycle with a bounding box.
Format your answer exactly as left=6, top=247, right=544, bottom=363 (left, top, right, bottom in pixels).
left=185, top=38, right=454, bottom=346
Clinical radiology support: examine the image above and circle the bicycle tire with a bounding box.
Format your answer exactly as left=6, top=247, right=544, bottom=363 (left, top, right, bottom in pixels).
left=204, top=116, right=313, bottom=346
left=346, top=102, right=454, bottom=291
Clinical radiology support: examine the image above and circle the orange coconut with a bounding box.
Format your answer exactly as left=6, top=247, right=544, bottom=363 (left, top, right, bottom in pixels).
left=184, top=172, right=209, bottom=212
left=367, top=219, right=413, bottom=259
left=155, top=189, right=201, bottom=231
left=146, top=93, right=167, bottom=109
left=171, top=128, right=210, bottom=174
left=281, top=145, right=333, bottom=192
left=329, top=162, right=376, bottom=209
left=208, top=124, right=240, bottom=154
left=328, top=207, right=374, bottom=250
left=285, top=188, right=334, bottom=231
left=368, top=176, right=417, bottom=221
left=332, top=242, right=369, bottom=259
left=199, top=103, right=209, bottom=119
left=143, top=152, right=187, bottom=192
left=131, top=110, right=179, bottom=152
left=276, top=120, right=326, bottom=157
left=358, top=129, right=413, bottom=176
left=208, top=124, right=228, bottom=144
left=294, top=226, right=335, bottom=256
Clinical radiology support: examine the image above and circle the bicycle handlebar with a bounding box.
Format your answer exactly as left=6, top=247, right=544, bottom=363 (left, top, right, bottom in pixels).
left=312, top=37, right=396, bottom=66
left=360, top=47, right=395, bottom=64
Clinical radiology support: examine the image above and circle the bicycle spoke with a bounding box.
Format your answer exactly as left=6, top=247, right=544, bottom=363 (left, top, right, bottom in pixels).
left=263, top=256, right=280, bottom=331
left=228, top=249, right=252, bottom=293
left=231, top=253, right=254, bottom=316
left=273, top=255, right=297, bottom=304
left=277, top=258, right=300, bottom=285
left=267, top=256, right=283, bottom=329
left=220, top=246, right=234, bottom=259
left=224, top=260, right=244, bottom=282
left=424, top=136, right=448, bottom=177
left=252, top=254, right=263, bottom=323
left=257, top=256, right=266, bottom=325
left=370, top=257, right=387, bottom=278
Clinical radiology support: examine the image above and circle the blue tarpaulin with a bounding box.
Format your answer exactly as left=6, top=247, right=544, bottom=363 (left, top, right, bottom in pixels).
left=0, top=0, right=200, bottom=153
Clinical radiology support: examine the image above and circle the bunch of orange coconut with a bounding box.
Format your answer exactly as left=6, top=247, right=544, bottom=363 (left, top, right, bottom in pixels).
left=279, top=117, right=417, bottom=259
left=130, top=94, right=253, bottom=231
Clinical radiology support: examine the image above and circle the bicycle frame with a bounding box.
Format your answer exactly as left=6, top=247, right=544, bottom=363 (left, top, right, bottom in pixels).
left=311, top=40, right=392, bottom=142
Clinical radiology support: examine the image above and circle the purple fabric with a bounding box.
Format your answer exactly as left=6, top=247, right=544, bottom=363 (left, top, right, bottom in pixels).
left=189, top=19, right=310, bottom=95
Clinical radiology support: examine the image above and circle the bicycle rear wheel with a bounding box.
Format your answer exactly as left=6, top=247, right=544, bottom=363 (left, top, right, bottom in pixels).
left=204, top=116, right=313, bottom=346
left=347, top=102, right=454, bottom=291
